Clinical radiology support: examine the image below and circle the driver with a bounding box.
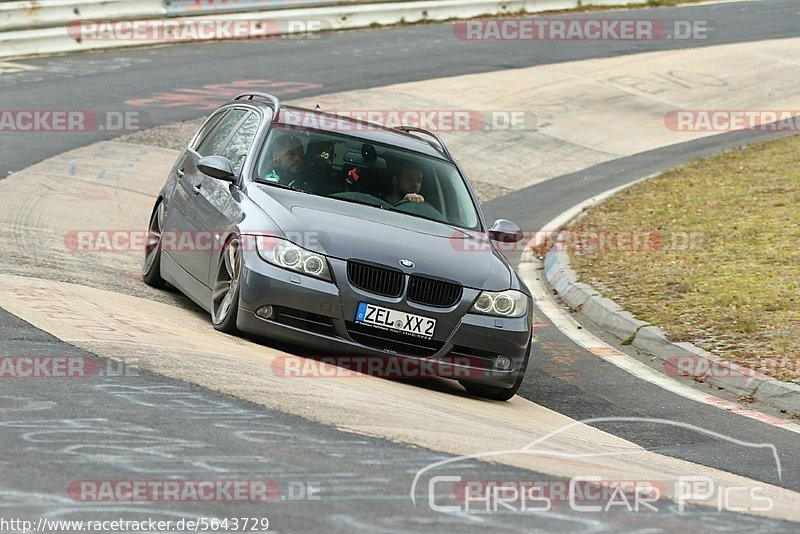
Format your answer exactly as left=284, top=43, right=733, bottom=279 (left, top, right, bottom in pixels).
left=384, top=160, right=425, bottom=205
left=264, top=134, right=304, bottom=185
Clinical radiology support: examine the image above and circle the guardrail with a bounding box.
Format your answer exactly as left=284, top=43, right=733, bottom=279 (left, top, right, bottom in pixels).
left=0, top=0, right=164, bottom=33
left=162, top=0, right=391, bottom=17
left=0, top=0, right=392, bottom=33
left=0, top=0, right=639, bottom=60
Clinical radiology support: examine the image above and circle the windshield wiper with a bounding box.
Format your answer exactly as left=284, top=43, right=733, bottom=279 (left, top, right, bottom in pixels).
left=331, top=196, right=391, bottom=211
left=257, top=181, right=311, bottom=194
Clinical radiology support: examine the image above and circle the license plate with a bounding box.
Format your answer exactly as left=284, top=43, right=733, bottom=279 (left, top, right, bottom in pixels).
left=355, top=302, right=436, bottom=340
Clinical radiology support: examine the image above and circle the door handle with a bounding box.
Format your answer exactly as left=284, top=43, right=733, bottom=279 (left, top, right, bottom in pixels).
left=192, top=183, right=202, bottom=195
left=177, top=168, right=185, bottom=178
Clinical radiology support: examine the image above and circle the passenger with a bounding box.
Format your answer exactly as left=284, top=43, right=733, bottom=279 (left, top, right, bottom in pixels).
left=263, top=134, right=304, bottom=185
left=384, top=160, right=425, bottom=205
left=303, top=139, right=341, bottom=193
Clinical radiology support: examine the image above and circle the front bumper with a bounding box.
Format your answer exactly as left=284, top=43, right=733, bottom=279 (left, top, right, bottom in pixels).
left=237, top=250, right=532, bottom=389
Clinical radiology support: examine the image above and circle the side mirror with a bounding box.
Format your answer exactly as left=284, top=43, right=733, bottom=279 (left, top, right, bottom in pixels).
left=489, top=219, right=524, bottom=243
left=198, top=156, right=236, bottom=182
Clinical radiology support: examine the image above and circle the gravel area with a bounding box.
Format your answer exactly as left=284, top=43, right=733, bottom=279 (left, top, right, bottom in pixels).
left=120, top=117, right=207, bottom=151
left=470, top=180, right=513, bottom=203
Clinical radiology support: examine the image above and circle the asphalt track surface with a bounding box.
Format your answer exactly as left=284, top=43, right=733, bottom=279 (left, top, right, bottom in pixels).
left=6, top=309, right=795, bottom=532
left=2, top=0, right=800, bottom=530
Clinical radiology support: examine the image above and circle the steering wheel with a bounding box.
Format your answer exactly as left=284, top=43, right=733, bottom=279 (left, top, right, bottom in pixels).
left=393, top=199, right=446, bottom=221
left=394, top=199, right=422, bottom=207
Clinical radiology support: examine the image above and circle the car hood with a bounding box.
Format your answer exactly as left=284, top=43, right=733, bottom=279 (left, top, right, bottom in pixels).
left=247, top=185, right=512, bottom=291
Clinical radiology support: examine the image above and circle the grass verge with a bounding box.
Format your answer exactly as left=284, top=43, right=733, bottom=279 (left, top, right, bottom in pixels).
left=569, top=136, right=800, bottom=382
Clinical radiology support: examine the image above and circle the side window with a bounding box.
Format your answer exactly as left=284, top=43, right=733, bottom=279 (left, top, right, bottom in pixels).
left=196, top=109, right=248, bottom=157
left=191, top=111, right=227, bottom=151
left=221, top=113, right=260, bottom=175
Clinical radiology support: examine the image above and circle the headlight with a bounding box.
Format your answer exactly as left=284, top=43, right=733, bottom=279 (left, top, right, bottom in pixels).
left=470, top=290, right=527, bottom=318
left=256, top=237, right=331, bottom=281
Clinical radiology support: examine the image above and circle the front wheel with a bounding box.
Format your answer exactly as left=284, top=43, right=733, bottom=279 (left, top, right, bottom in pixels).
left=211, top=236, right=243, bottom=336
left=142, top=200, right=167, bottom=288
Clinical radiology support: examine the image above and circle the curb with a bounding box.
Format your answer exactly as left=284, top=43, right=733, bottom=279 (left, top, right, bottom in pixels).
left=0, top=0, right=645, bottom=60
left=543, top=204, right=800, bottom=415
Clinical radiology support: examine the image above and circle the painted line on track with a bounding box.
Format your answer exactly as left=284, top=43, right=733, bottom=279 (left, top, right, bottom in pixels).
left=0, top=61, right=39, bottom=75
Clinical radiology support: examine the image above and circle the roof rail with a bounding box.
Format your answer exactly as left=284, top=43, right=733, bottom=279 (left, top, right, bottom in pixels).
left=234, top=92, right=281, bottom=122
left=394, top=125, right=453, bottom=161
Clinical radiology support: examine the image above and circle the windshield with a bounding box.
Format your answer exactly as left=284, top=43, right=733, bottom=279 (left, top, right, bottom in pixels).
left=252, top=124, right=481, bottom=230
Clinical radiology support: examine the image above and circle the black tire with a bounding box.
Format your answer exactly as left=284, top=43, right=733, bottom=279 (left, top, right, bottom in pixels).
left=211, top=236, right=243, bottom=336
left=459, top=344, right=530, bottom=401
left=142, top=200, right=167, bottom=289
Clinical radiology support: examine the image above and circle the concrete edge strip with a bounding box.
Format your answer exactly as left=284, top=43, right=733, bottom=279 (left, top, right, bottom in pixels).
left=0, top=0, right=654, bottom=60
left=521, top=169, right=800, bottom=417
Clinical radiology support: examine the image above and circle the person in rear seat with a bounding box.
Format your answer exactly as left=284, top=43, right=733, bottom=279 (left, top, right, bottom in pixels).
left=303, top=139, right=342, bottom=194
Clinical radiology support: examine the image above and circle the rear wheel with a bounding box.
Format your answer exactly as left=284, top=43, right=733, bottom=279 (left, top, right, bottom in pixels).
left=142, top=200, right=166, bottom=288
left=212, top=236, right=243, bottom=335
left=459, top=345, right=530, bottom=401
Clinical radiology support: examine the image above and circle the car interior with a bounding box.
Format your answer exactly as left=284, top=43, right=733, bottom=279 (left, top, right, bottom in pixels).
left=255, top=128, right=473, bottom=227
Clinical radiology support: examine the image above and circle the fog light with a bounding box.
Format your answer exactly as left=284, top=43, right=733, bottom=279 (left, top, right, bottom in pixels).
left=257, top=305, right=274, bottom=319
left=494, top=355, right=513, bottom=371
